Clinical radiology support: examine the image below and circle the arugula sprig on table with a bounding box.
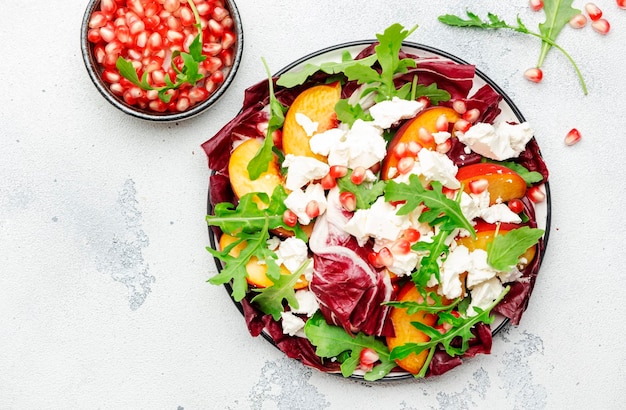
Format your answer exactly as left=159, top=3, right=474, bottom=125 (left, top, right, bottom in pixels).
left=304, top=312, right=397, bottom=381
left=438, top=6, right=587, bottom=95
left=115, top=0, right=207, bottom=103
left=389, top=286, right=510, bottom=378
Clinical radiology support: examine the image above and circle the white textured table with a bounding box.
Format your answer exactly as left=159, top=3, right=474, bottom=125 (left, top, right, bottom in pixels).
left=2, top=1, right=625, bottom=408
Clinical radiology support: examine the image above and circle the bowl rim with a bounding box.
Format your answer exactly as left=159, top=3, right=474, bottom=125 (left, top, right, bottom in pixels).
left=80, top=0, right=244, bottom=122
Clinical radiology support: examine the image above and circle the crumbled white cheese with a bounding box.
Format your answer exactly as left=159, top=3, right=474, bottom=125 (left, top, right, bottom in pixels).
left=457, top=121, right=534, bottom=161
left=433, top=131, right=452, bottom=145
left=291, top=290, right=319, bottom=317
left=481, top=203, right=522, bottom=224
left=417, top=148, right=460, bottom=189
left=275, top=237, right=312, bottom=276
left=309, top=120, right=387, bottom=169
left=295, top=112, right=319, bottom=136
left=280, top=311, right=306, bottom=336
left=460, top=191, right=491, bottom=222
left=283, top=183, right=327, bottom=225
left=369, top=97, right=424, bottom=129
left=282, top=154, right=330, bottom=191
left=439, top=245, right=470, bottom=299
left=466, top=249, right=499, bottom=288
left=498, top=265, right=523, bottom=284
left=343, top=197, right=412, bottom=246
left=467, top=277, right=504, bottom=317
left=373, top=239, right=419, bottom=277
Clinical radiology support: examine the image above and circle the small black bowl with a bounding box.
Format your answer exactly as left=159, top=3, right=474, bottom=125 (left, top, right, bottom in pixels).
left=80, top=0, right=243, bottom=122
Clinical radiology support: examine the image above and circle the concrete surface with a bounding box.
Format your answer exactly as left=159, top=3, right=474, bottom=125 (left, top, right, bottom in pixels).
left=1, top=0, right=625, bottom=408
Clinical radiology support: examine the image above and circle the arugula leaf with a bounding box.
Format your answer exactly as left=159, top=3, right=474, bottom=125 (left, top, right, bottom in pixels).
left=334, top=99, right=373, bottom=127
left=538, top=0, right=580, bottom=67
left=438, top=10, right=587, bottom=94
left=207, top=217, right=274, bottom=302
left=276, top=53, right=378, bottom=88
left=487, top=226, right=545, bottom=271
left=412, top=82, right=451, bottom=105
left=389, top=286, right=510, bottom=378
left=385, top=291, right=459, bottom=314
left=304, top=312, right=397, bottom=381
left=247, top=59, right=288, bottom=180
left=251, top=260, right=311, bottom=320
left=384, top=176, right=475, bottom=235
left=336, top=171, right=387, bottom=209
left=411, top=229, right=450, bottom=287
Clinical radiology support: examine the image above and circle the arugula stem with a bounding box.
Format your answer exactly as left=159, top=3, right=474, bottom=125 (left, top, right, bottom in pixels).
left=187, top=0, right=202, bottom=44
left=417, top=347, right=436, bottom=378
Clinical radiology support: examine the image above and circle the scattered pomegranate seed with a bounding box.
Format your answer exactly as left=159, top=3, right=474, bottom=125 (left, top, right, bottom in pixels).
left=565, top=128, right=582, bottom=146
left=350, top=167, right=367, bottom=185
left=359, top=348, right=380, bottom=372
left=320, top=173, right=336, bottom=190
left=618, top=0, right=626, bottom=9
left=339, top=191, right=357, bottom=212
left=435, top=114, right=449, bottom=132
left=305, top=200, right=320, bottom=219
left=585, top=3, right=602, bottom=21
left=329, top=165, right=348, bottom=179
left=403, top=228, right=421, bottom=243
left=283, top=210, right=298, bottom=227
left=524, top=67, right=543, bottom=83
left=436, top=139, right=452, bottom=154
left=469, top=179, right=489, bottom=195
left=527, top=186, right=546, bottom=203
left=454, top=119, right=471, bottom=133
left=530, top=0, right=544, bottom=11
left=452, top=100, right=467, bottom=115
left=418, top=127, right=434, bottom=145
left=591, top=19, right=610, bottom=34
left=391, top=239, right=412, bottom=255
left=462, top=108, right=480, bottom=123
left=569, top=13, right=588, bottom=28
left=508, top=198, right=525, bottom=214
left=397, top=156, right=415, bottom=175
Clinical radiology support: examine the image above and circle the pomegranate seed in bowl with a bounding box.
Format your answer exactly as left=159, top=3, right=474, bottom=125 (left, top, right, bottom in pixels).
left=81, top=0, right=243, bottom=121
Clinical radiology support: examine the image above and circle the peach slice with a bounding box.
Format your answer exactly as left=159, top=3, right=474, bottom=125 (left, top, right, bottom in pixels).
left=386, top=281, right=438, bottom=374
left=382, top=106, right=460, bottom=180
left=456, top=163, right=526, bottom=205
left=282, top=82, right=341, bottom=162
left=219, top=233, right=309, bottom=289
left=456, top=221, right=536, bottom=268
left=228, top=138, right=284, bottom=201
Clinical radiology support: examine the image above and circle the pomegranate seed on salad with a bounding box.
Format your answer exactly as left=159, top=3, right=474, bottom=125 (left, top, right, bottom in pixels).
left=508, top=198, right=525, bottom=214
left=86, top=0, right=238, bottom=113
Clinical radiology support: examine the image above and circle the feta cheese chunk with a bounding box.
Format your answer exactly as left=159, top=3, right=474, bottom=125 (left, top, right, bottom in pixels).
left=467, top=277, right=505, bottom=317
left=417, top=148, right=460, bottom=189
left=369, top=97, right=424, bottom=129
left=282, top=154, right=329, bottom=191
left=439, top=245, right=470, bottom=299
left=309, top=120, right=387, bottom=169
left=275, top=237, right=313, bottom=277
left=466, top=249, right=499, bottom=288
left=457, top=121, right=534, bottom=161
left=481, top=203, right=522, bottom=224
left=280, top=311, right=306, bottom=336
left=291, top=290, right=319, bottom=317
left=295, top=112, right=319, bottom=136
left=343, top=197, right=412, bottom=246
left=284, top=183, right=327, bottom=225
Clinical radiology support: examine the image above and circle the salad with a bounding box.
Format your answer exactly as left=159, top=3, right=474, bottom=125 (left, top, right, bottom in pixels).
left=202, top=24, right=549, bottom=381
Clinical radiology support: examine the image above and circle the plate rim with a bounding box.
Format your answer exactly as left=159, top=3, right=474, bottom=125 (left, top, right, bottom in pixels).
left=206, top=39, right=552, bottom=381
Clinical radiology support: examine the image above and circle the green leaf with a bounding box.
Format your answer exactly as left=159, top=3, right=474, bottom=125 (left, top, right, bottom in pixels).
left=336, top=171, right=387, bottom=210
left=389, top=286, right=510, bottom=374
left=251, top=261, right=310, bottom=321
left=334, top=99, right=373, bottom=126
left=276, top=54, right=378, bottom=88
left=385, top=291, right=459, bottom=314
left=115, top=57, right=144, bottom=88
left=487, top=226, right=545, bottom=271
left=484, top=160, right=544, bottom=186
left=304, top=312, right=397, bottom=381
left=538, top=0, right=580, bottom=67
left=411, top=229, right=450, bottom=287
left=412, top=83, right=451, bottom=105
left=247, top=59, right=287, bottom=180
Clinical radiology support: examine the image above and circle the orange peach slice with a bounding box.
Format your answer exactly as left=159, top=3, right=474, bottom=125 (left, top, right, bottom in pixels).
left=386, top=281, right=438, bottom=374
left=456, top=163, right=526, bottom=205
left=457, top=221, right=536, bottom=268
left=382, top=106, right=460, bottom=180
left=228, top=138, right=284, bottom=202
left=219, top=233, right=309, bottom=289
left=282, top=82, right=341, bottom=162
